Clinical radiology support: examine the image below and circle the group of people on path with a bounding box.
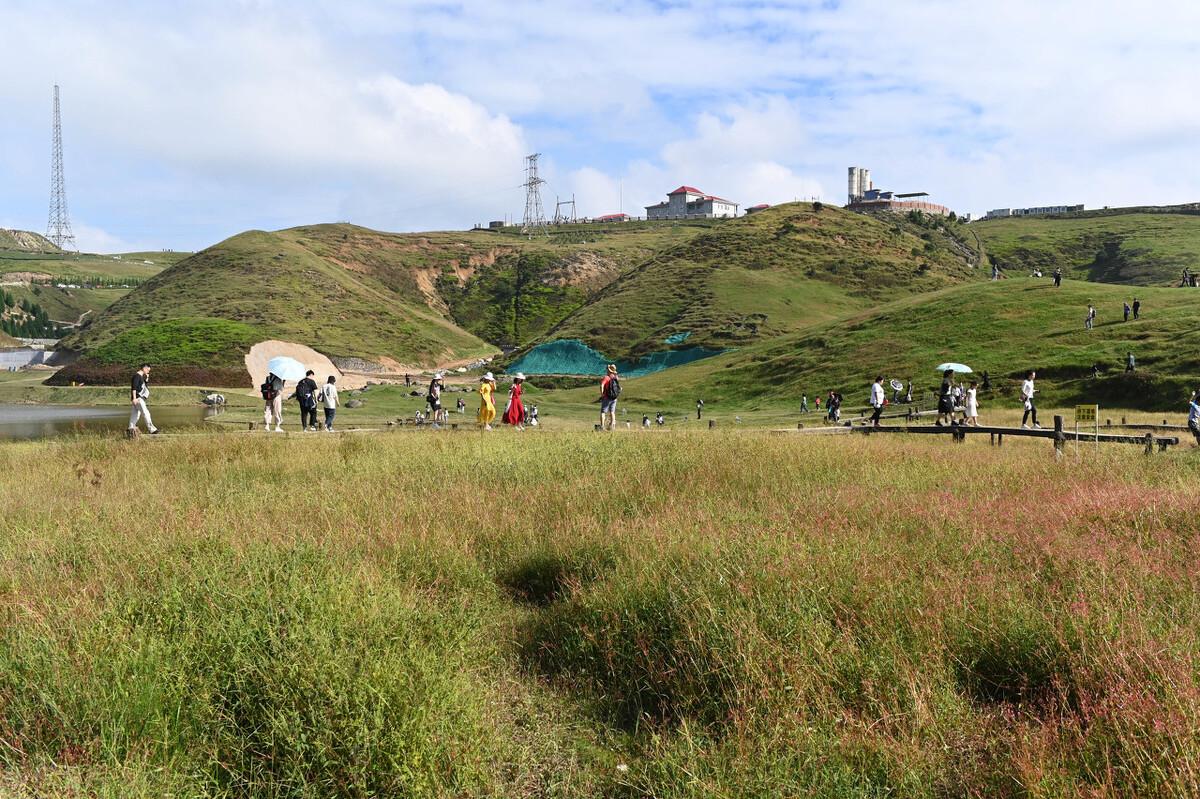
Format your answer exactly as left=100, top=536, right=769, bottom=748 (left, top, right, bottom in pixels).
left=262, top=370, right=339, bottom=432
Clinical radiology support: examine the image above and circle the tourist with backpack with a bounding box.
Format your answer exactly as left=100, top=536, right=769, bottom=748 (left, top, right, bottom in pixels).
left=427, top=372, right=445, bottom=428
left=261, top=372, right=285, bottom=432
left=503, top=373, right=527, bottom=429
left=295, top=370, right=319, bottom=431
left=600, top=364, right=620, bottom=431
left=477, top=372, right=497, bottom=430
left=128, top=363, right=159, bottom=435
left=321, top=375, right=338, bottom=431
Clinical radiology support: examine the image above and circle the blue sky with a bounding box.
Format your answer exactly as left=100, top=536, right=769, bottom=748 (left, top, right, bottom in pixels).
left=1, top=0, right=1197, bottom=252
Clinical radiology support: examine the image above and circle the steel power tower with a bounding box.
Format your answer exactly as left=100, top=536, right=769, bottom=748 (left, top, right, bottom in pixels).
left=521, top=153, right=547, bottom=236
left=47, top=85, right=77, bottom=252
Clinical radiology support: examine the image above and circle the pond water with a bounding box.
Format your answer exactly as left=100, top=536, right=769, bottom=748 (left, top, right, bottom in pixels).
left=0, top=405, right=222, bottom=442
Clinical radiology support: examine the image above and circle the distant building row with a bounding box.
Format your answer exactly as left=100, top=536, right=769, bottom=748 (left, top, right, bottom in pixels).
left=983, top=204, right=1084, bottom=220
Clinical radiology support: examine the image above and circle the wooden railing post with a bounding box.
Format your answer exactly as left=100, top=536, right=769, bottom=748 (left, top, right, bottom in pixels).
left=1053, top=415, right=1064, bottom=457
left=1144, top=433, right=1153, bottom=454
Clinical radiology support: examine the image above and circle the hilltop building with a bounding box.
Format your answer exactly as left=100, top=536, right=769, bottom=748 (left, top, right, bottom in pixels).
left=745, top=204, right=771, bottom=215
left=846, top=166, right=953, bottom=217
left=983, top=204, right=1084, bottom=220
left=594, top=213, right=631, bottom=222
left=645, top=186, right=739, bottom=219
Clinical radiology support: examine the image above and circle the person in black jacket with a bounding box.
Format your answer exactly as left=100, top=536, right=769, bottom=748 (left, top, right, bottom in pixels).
left=128, top=363, right=159, bottom=434
left=296, top=370, right=319, bottom=431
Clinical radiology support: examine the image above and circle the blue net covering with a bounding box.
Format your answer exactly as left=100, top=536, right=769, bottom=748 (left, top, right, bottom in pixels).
left=508, top=338, right=724, bottom=378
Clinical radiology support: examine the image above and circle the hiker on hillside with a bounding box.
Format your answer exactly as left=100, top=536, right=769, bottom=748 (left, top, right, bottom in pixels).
left=905, top=378, right=913, bottom=403
left=1189, top=391, right=1200, bottom=446
left=1053, top=268, right=1062, bottom=287
left=642, top=413, right=650, bottom=429
left=261, top=371, right=285, bottom=432
left=477, top=372, right=497, bottom=430
left=1182, top=268, right=1191, bottom=288
left=296, top=370, right=319, bottom=431
left=427, top=372, right=445, bottom=428
left=1021, top=370, right=1040, bottom=429
left=1132, top=298, right=1141, bottom=320
left=696, top=399, right=705, bottom=420
left=599, top=365, right=620, bottom=431
left=321, top=375, right=338, bottom=432
left=980, top=371, right=991, bottom=392
left=869, top=376, right=885, bottom=428
left=530, top=404, right=540, bottom=427
left=1085, top=303, right=1096, bottom=330
left=936, top=369, right=955, bottom=426
left=965, top=380, right=979, bottom=426
left=1126, top=352, right=1136, bottom=373
left=827, top=391, right=843, bottom=423
left=1123, top=301, right=1131, bottom=322
left=457, top=397, right=466, bottom=414
left=1091, top=363, right=1101, bottom=379
left=503, top=373, right=527, bottom=430
left=128, top=363, right=159, bottom=435
left=655, top=412, right=665, bottom=426
left=814, top=395, right=821, bottom=411
left=801, top=394, right=808, bottom=413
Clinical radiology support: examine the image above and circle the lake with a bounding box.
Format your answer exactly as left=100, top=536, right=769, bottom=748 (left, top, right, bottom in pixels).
left=0, top=404, right=222, bottom=441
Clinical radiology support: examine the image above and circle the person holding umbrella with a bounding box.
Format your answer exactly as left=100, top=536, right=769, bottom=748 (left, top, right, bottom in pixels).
left=936, top=369, right=955, bottom=426
left=477, top=371, right=497, bottom=430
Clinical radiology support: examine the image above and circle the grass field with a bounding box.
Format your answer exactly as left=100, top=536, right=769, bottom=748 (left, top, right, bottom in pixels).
left=973, top=212, right=1200, bottom=286
left=0, top=431, right=1197, bottom=796
left=0, top=249, right=183, bottom=282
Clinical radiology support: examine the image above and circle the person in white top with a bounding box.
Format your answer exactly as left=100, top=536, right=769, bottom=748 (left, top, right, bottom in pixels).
left=1021, top=370, right=1040, bottom=429
left=321, top=375, right=339, bottom=432
left=869, top=376, right=886, bottom=428
left=965, top=380, right=979, bottom=426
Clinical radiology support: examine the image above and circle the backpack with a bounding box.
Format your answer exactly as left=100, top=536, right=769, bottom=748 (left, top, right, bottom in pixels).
left=605, top=376, right=621, bottom=400
left=261, top=381, right=277, bottom=401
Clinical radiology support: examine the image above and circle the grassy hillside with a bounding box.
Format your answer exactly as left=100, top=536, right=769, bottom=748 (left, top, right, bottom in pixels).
left=0, top=248, right=181, bottom=282
left=974, top=211, right=1200, bottom=285
left=1, top=432, right=1197, bottom=796
left=615, top=276, right=1199, bottom=411
left=0, top=229, right=57, bottom=252
left=532, top=203, right=983, bottom=361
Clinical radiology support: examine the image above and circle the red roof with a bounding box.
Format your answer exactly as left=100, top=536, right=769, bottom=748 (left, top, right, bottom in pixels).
left=699, top=194, right=736, bottom=205
left=747, top=203, right=770, bottom=210
left=595, top=213, right=629, bottom=221
left=667, top=185, right=704, bottom=195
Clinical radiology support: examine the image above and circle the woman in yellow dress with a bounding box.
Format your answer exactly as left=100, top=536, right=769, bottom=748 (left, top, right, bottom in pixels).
left=477, top=371, right=497, bottom=430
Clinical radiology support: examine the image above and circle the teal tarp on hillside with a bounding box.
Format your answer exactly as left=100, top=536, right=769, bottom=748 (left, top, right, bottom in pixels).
left=508, top=338, right=724, bottom=378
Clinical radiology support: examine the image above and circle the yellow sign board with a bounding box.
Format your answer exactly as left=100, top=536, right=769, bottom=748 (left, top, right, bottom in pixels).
left=1075, top=404, right=1098, bottom=423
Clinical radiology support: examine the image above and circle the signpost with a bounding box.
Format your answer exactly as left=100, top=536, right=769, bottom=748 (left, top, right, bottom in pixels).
left=1075, top=404, right=1099, bottom=454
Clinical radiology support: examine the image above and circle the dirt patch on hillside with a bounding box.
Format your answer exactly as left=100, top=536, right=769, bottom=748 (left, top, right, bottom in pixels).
left=543, top=252, right=622, bottom=291
left=244, top=340, right=368, bottom=392
left=1, top=272, right=53, bottom=285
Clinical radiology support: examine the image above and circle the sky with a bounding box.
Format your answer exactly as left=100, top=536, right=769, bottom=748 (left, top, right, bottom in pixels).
left=0, top=0, right=1197, bottom=252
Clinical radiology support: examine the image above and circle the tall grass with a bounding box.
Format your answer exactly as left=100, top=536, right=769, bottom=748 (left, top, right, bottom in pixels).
left=0, top=431, right=1198, bottom=796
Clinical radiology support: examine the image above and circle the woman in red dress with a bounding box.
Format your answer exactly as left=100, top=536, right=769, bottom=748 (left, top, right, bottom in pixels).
left=502, top=373, right=527, bottom=429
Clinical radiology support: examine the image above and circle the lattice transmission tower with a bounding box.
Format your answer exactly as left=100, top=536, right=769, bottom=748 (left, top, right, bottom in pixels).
left=47, top=84, right=77, bottom=252
left=521, top=153, right=547, bottom=236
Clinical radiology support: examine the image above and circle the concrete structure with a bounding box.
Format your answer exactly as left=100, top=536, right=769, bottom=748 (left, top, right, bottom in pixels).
left=0, top=347, right=54, bottom=370
left=847, top=167, right=872, bottom=203
left=983, top=204, right=1084, bottom=220
left=645, top=186, right=738, bottom=219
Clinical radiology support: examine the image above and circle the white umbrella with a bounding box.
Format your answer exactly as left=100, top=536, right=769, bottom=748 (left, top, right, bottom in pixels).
left=266, top=355, right=307, bottom=381
left=935, top=362, right=973, bottom=374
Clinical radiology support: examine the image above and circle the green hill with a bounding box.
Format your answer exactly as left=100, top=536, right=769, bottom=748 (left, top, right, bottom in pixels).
left=612, top=276, right=1198, bottom=411
left=973, top=209, right=1200, bottom=285
left=0, top=229, right=57, bottom=253
left=512, top=203, right=983, bottom=371
left=55, top=220, right=719, bottom=384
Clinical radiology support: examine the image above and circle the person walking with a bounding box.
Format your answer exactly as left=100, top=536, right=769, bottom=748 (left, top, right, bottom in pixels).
left=965, top=380, right=979, bottom=426
left=936, top=369, right=955, bottom=426
left=1021, top=370, right=1040, bottom=429
left=1189, top=391, right=1200, bottom=446
left=1123, top=301, right=1131, bottom=322
left=477, top=372, right=497, bottom=430
left=1132, top=297, right=1141, bottom=320
left=321, top=375, right=338, bottom=431
left=457, top=397, right=466, bottom=414
left=296, top=370, right=319, bottom=431
left=503, top=373, right=527, bottom=429
left=427, top=372, right=445, bottom=428
left=905, top=378, right=913, bottom=403
left=261, top=371, right=285, bottom=432
left=599, top=365, right=620, bottom=431
left=696, top=398, right=705, bottom=420
left=1085, top=303, right=1096, bottom=330
left=529, top=405, right=540, bottom=427
left=1126, top=352, right=1136, bottom=373
left=801, top=394, right=808, bottom=413
left=869, top=376, right=885, bottom=428
left=1053, top=267, right=1062, bottom=287
left=655, top=412, right=665, bottom=426
left=128, top=363, right=159, bottom=435
left=642, top=413, right=650, bottom=429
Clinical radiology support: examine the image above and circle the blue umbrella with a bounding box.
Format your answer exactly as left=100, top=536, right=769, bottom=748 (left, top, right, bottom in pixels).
left=935, top=362, right=973, bottom=373
left=267, top=355, right=307, bottom=381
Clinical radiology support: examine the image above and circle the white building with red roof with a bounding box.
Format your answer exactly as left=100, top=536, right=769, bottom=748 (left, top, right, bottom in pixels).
left=645, top=185, right=739, bottom=220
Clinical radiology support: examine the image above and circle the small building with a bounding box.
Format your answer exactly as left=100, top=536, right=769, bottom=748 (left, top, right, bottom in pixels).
left=593, top=213, right=631, bottom=223
left=845, top=166, right=954, bottom=217
left=983, top=204, right=1083, bottom=220
left=745, top=204, right=771, bottom=215
left=645, top=186, right=739, bottom=220
left=488, top=220, right=505, bottom=229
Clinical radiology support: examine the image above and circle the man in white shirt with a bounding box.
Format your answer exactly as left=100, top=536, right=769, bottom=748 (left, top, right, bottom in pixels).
left=870, top=376, right=886, bottom=428
left=321, top=375, right=339, bottom=432
left=1021, top=370, right=1040, bottom=429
